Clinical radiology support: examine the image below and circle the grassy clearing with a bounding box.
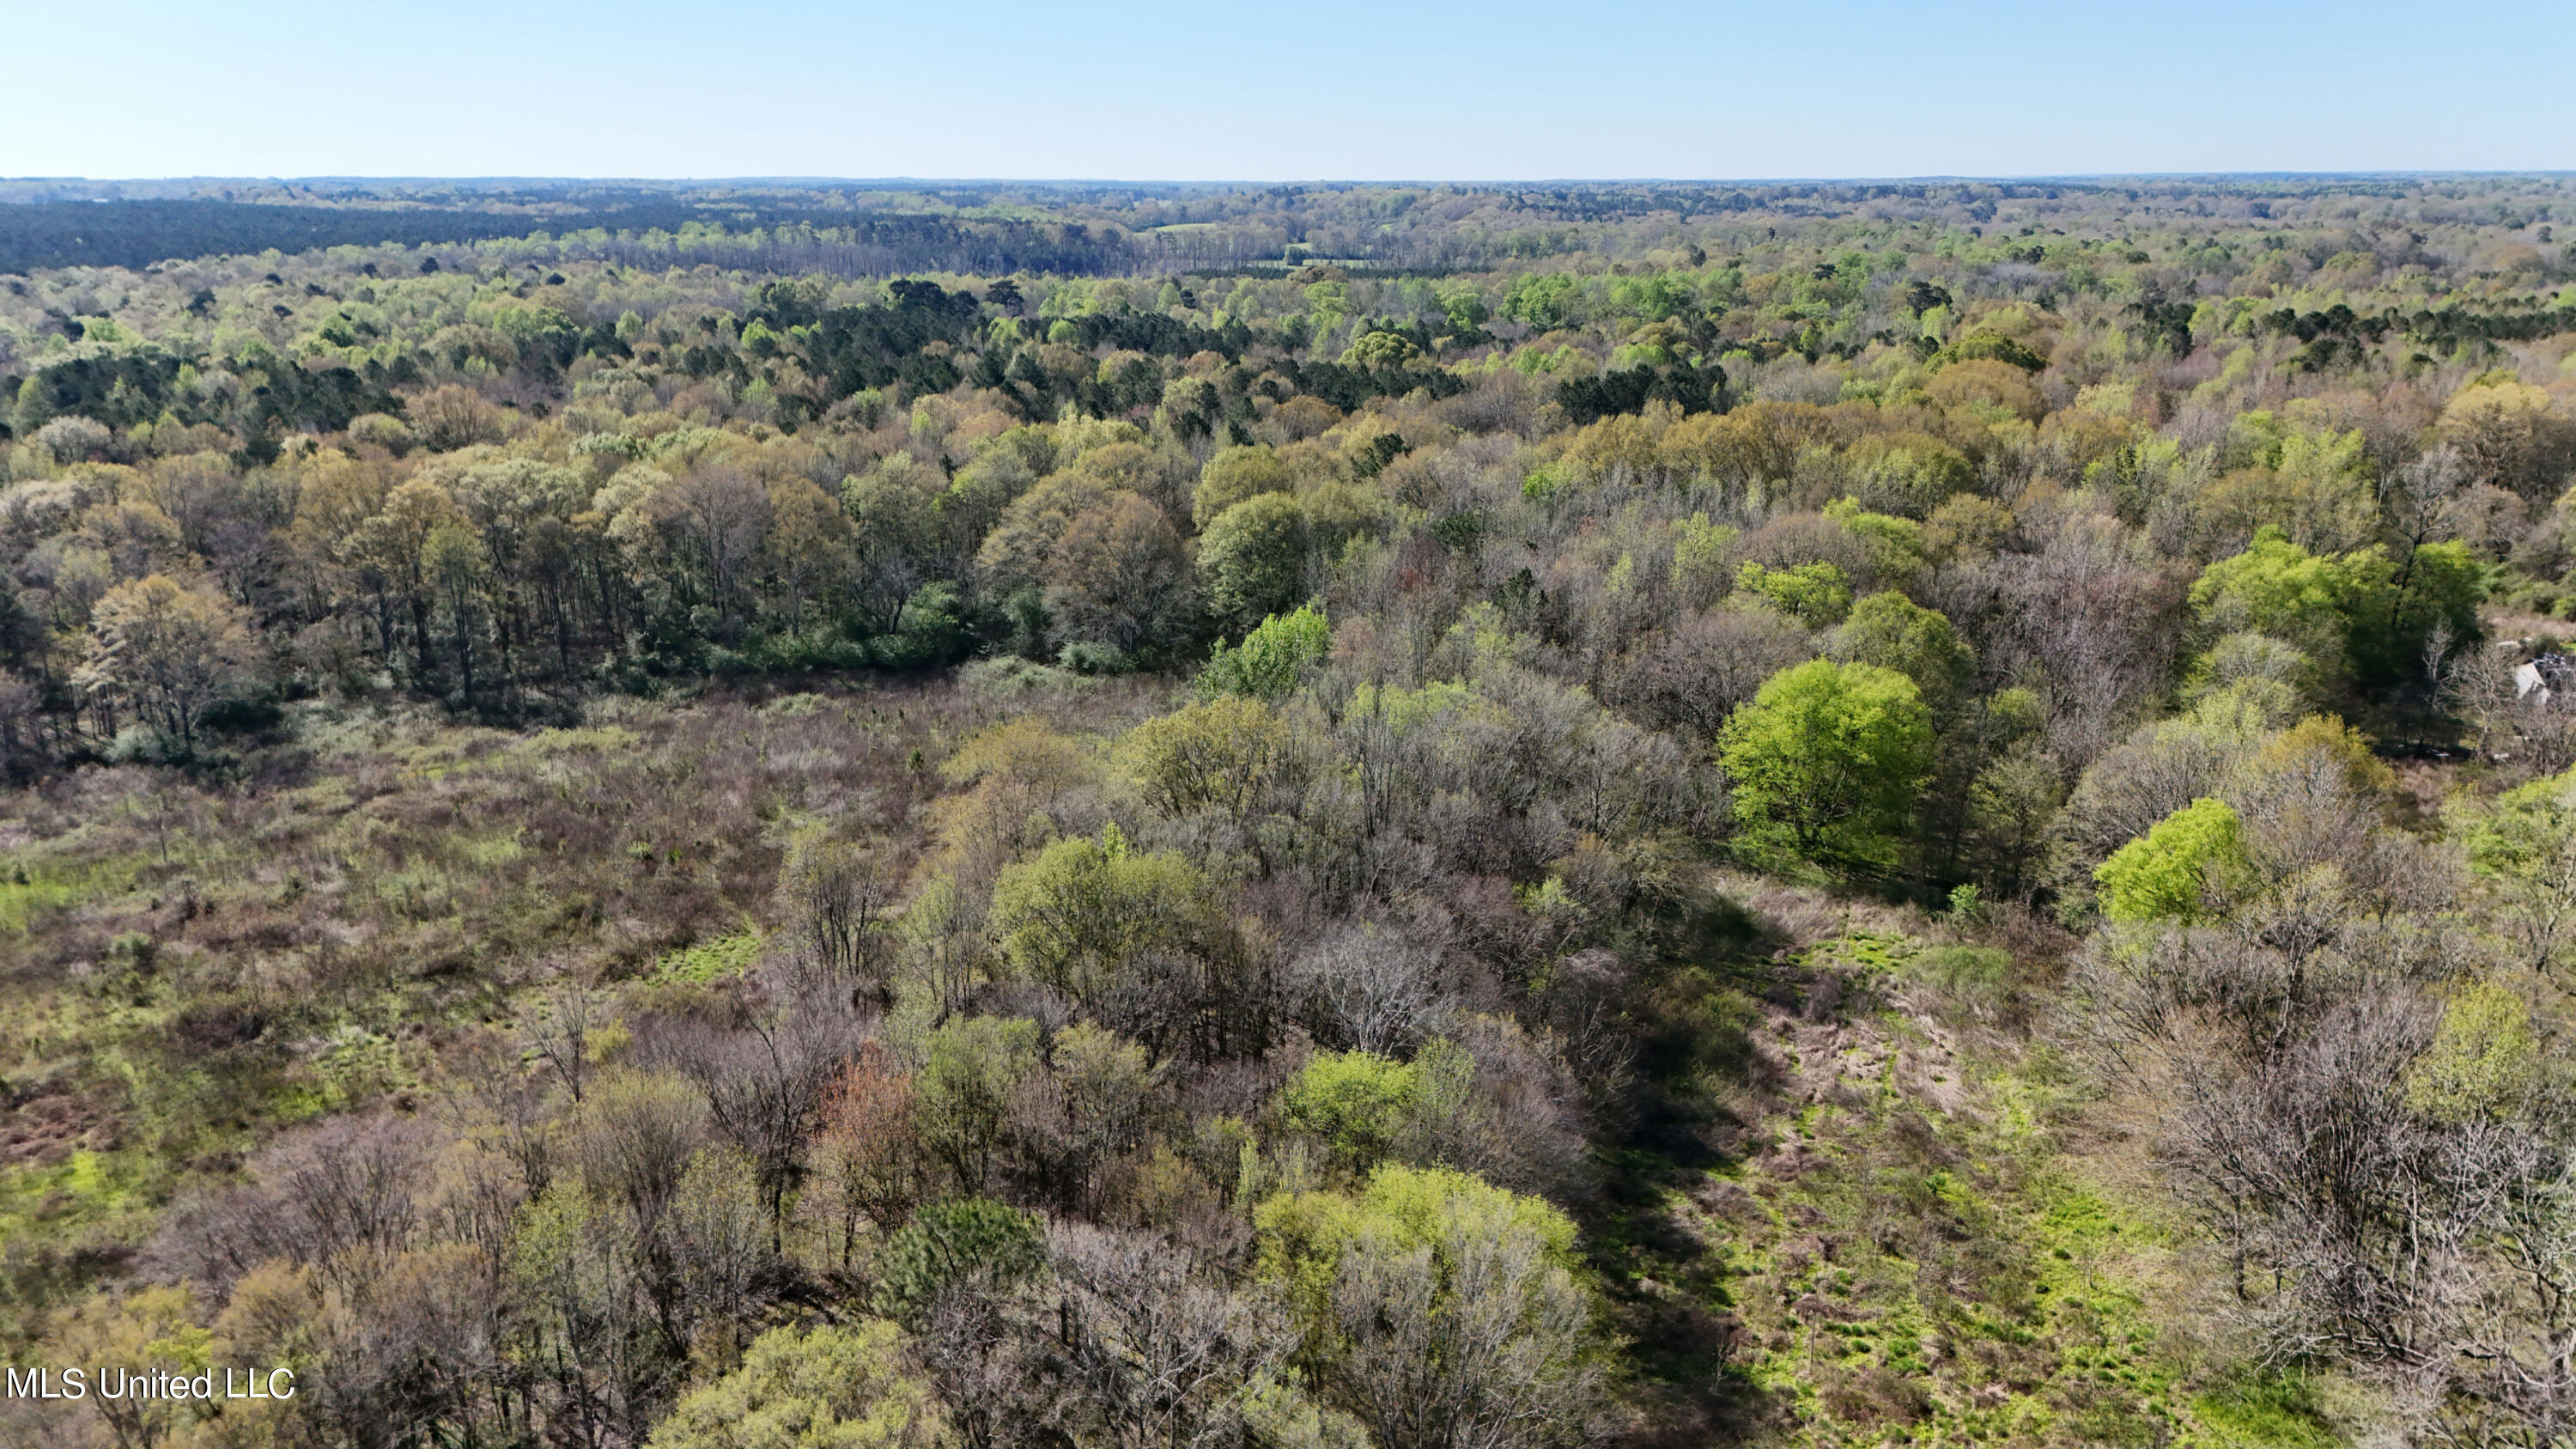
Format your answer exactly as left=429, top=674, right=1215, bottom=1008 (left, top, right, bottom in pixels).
left=1601, top=892, right=2346, bottom=1449
left=0, top=675, right=1182, bottom=1355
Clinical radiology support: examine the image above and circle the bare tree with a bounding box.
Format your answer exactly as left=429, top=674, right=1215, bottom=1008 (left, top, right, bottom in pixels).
left=527, top=979, right=603, bottom=1103
left=160, top=1112, right=440, bottom=1298
left=777, top=832, right=908, bottom=998
left=1035, top=1223, right=1291, bottom=1449
left=1327, top=1225, right=1609, bottom=1449
left=1610, top=605, right=1814, bottom=741
left=1290, top=918, right=1455, bottom=1055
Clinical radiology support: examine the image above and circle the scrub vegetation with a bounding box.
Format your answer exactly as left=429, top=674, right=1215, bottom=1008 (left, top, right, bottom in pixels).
left=3, top=174, right=2576, bottom=1448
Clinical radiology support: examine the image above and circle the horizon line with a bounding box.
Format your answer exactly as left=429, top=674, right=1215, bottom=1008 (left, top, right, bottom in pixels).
left=6, top=169, right=2576, bottom=190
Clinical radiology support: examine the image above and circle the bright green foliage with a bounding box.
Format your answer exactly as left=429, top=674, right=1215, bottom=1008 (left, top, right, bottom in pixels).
left=1255, top=1164, right=1601, bottom=1449
left=914, top=1018, right=1042, bottom=1191
left=868, top=1198, right=1046, bottom=1327
left=1199, top=604, right=1331, bottom=699
left=1200, top=492, right=1312, bottom=628
left=1823, top=497, right=1929, bottom=575
left=2190, top=527, right=2485, bottom=693
left=1501, top=273, right=1580, bottom=328
left=1735, top=560, right=1853, bottom=627
left=2184, top=631, right=2314, bottom=717
left=653, top=926, right=762, bottom=983
left=1340, top=330, right=1419, bottom=368
left=1836, top=438, right=1976, bottom=518
left=1717, top=660, right=1935, bottom=873
left=1827, top=592, right=1971, bottom=700
left=649, top=1321, right=939, bottom=1449
left=1670, top=513, right=1741, bottom=600
left=988, top=825, right=1211, bottom=1001
left=1116, top=694, right=1293, bottom=818
left=2189, top=528, right=2354, bottom=667
left=2094, top=797, right=2250, bottom=922
left=1279, top=1050, right=1420, bottom=1168
left=2407, top=982, right=2539, bottom=1123
left=2190, top=1375, right=2340, bottom=1449
left=1347, top=678, right=1480, bottom=734
left=1437, top=283, right=1489, bottom=334
left=2464, top=768, right=2576, bottom=898
left=1255, top=1161, right=1580, bottom=1347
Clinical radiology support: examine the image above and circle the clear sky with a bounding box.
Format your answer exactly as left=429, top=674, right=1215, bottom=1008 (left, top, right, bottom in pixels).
left=10, top=0, right=2572, bottom=181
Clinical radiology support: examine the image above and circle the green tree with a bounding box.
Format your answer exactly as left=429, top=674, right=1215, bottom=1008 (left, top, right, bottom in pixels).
left=1255, top=1165, right=1603, bottom=1449
left=1716, top=660, right=1935, bottom=873
left=1278, top=1050, right=1421, bottom=1170
left=1117, top=694, right=1295, bottom=819
left=1735, top=560, right=1852, bottom=628
left=2187, top=527, right=2481, bottom=696
left=988, top=825, right=1212, bottom=1005
left=648, top=1320, right=942, bottom=1449
left=1194, top=444, right=1293, bottom=527
left=1200, top=492, right=1312, bottom=630
left=2189, top=527, right=2352, bottom=669
left=1827, top=591, right=1971, bottom=701
left=868, top=1198, right=1045, bottom=1328
left=2405, top=982, right=2539, bottom=1123
left=1340, top=331, right=1419, bottom=368
left=914, top=1016, right=1041, bottom=1193
left=2460, top=766, right=2576, bottom=970
left=2094, top=797, right=2250, bottom=922
left=1200, top=605, right=1331, bottom=699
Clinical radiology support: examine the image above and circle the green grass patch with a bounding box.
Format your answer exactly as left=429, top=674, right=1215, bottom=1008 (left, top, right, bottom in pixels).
left=2191, top=1373, right=2339, bottom=1449
left=652, top=925, right=763, bottom=983
left=0, top=853, right=144, bottom=934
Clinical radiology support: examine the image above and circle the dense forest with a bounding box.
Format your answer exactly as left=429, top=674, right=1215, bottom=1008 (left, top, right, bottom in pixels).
left=3, top=174, right=2576, bottom=1449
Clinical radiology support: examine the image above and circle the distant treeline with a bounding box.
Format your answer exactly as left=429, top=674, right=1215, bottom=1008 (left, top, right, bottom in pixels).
left=3, top=177, right=2422, bottom=279
left=0, top=199, right=1190, bottom=277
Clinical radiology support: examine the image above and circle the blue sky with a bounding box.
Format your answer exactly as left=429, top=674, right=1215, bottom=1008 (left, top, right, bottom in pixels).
left=11, top=0, right=2572, bottom=180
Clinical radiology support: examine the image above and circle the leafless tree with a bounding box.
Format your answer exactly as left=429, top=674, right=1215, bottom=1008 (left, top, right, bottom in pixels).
left=527, top=979, right=603, bottom=1103
left=1327, top=1225, right=1609, bottom=1449
left=647, top=983, right=874, bottom=1247
left=2072, top=891, right=2576, bottom=1446
left=1972, top=508, right=2183, bottom=770
left=160, top=1112, right=440, bottom=1298
left=1610, top=605, right=1814, bottom=741
left=778, top=833, right=908, bottom=999
left=1290, top=918, right=1455, bottom=1055
left=1034, top=1223, right=1291, bottom=1449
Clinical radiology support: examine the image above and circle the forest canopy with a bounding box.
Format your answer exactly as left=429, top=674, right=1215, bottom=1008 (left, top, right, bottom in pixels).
left=5, top=174, right=2576, bottom=1449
